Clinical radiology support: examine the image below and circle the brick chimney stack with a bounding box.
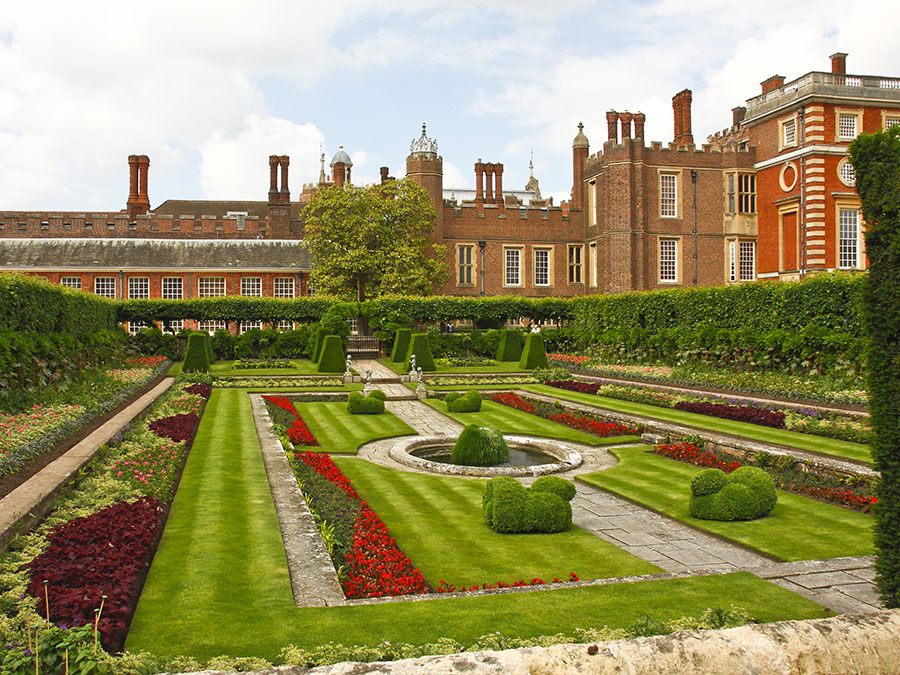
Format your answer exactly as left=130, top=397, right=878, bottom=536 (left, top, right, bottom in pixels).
left=606, top=111, right=619, bottom=143
left=494, top=163, right=503, bottom=205
left=380, top=166, right=389, bottom=183
left=830, top=52, right=848, bottom=75
left=484, top=163, right=494, bottom=202
left=572, top=122, right=589, bottom=211
left=620, top=112, right=633, bottom=140
left=474, top=160, right=484, bottom=203
left=760, top=75, right=785, bottom=94
left=672, top=90, right=693, bottom=147
left=268, top=156, right=290, bottom=203
left=732, top=106, right=747, bottom=127
left=280, top=156, right=289, bottom=198
left=633, top=112, right=645, bottom=141
left=127, top=155, right=150, bottom=219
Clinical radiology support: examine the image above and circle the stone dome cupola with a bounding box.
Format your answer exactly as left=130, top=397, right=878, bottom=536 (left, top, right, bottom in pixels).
left=330, top=146, right=352, bottom=187
left=573, top=122, right=589, bottom=149
left=330, top=146, right=353, bottom=168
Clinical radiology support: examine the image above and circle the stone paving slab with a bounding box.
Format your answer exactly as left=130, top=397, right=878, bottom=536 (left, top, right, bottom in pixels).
left=0, top=378, right=174, bottom=546
left=375, top=383, right=418, bottom=401
left=353, top=359, right=402, bottom=382
left=250, top=395, right=345, bottom=607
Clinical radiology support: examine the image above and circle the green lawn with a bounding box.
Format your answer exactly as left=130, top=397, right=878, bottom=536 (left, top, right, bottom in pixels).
left=127, top=388, right=827, bottom=663
left=523, top=384, right=872, bottom=465
left=293, top=400, right=415, bottom=454
left=425, top=398, right=641, bottom=446
left=579, top=445, right=874, bottom=561
left=335, top=457, right=657, bottom=585
left=169, top=359, right=323, bottom=377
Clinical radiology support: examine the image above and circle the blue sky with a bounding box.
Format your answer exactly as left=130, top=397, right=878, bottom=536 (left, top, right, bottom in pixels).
left=1, top=0, right=898, bottom=211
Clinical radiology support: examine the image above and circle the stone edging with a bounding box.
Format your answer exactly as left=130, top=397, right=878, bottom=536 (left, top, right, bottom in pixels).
left=388, top=435, right=583, bottom=477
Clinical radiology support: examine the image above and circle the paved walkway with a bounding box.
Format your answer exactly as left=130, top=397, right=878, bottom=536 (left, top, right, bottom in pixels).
left=0, top=378, right=174, bottom=550
left=353, top=359, right=402, bottom=381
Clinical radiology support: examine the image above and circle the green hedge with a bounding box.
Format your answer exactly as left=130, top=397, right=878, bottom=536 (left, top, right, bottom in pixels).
left=118, top=296, right=332, bottom=325
left=347, top=391, right=385, bottom=414
left=482, top=475, right=575, bottom=533
left=689, top=467, right=776, bottom=521
left=451, top=424, right=506, bottom=465
left=851, top=126, right=900, bottom=607
left=182, top=332, right=212, bottom=373
left=0, top=273, right=117, bottom=335
left=519, top=333, right=549, bottom=370
left=446, top=390, right=482, bottom=413
left=390, top=329, right=411, bottom=363
left=406, top=333, right=435, bottom=371
left=495, top=329, right=524, bottom=362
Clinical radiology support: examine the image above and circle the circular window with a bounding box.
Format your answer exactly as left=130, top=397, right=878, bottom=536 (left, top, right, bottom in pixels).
left=838, top=158, right=856, bottom=187
left=779, top=161, right=798, bottom=192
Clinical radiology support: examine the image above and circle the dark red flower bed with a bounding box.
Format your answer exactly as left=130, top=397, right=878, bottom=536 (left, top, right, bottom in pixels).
left=24, top=497, right=164, bottom=651
left=546, top=380, right=602, bottom=395
left=491, top=392, right=637, bottom=437
left=294, top=451, right=427, bottom=598
left=673, top=400, right=785, bottom=428
left=125, top=356, right=167, bottom=368
left=653, top=442, right=741, bottom=472
left=263, top=395, right=318, bottom=446
left=437, top=572, right=580, bottom=593
left=148, top=413, right=199, bottom=443
left=183, top=383, right=212, bottom=399
left=790, top=484, right=878, bottom=510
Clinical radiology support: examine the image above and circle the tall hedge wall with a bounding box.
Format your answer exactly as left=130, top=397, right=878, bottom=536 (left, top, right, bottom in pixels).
left=850, top=126, right=900, bottom=607
left=0, top=273, right=117, bottom=335
left=571, top=273, right=864, bottom=340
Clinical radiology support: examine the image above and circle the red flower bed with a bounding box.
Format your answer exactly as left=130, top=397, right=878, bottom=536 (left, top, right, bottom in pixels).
left=149, top=413, right=199, bottom=443
left=184, top=383, right=212, bottom=399
left=674, top=401, right=785, bottom=429
left=125, top=356, right=167, bottom=368
left=263, top=395, right=318, bottom=446
left=653, top=442, right=741, bottom=473
left=790, top=484, right=878, bottom=510
left=437, top=572, right=580, bottom=593
left=491, top=392, right=536, bottom=414
left=294, top=451, right=427, bottom=598
left=25, top=497, right=163, bottom=651
left=546, top=380, right=602, bottom=395
left=548, top=354, right=592, bottom=365
left=492, top=392, right=637, bottom=437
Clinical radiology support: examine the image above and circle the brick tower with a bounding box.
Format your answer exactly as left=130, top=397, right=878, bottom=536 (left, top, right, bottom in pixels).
left=406, top=123, right=444, bottom=239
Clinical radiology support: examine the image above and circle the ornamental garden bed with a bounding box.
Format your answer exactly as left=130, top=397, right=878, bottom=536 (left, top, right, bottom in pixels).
left=0, top=357, right=171, bottom=498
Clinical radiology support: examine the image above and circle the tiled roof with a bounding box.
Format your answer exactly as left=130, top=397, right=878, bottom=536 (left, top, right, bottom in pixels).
left=0, top=238, right=311, bottom=271
left=152, top=200, right=304, bottom=219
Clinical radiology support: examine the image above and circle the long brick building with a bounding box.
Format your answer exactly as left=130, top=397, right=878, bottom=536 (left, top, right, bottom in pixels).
left=1, top=52, right=898, bottom=332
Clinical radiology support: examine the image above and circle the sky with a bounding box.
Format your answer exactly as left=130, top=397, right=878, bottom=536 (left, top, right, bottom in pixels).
left=2, top=0, right=899, bottom=212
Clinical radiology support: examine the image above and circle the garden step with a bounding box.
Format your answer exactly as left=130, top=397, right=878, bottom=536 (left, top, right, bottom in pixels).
left=375, top=384, right=418, bottom=401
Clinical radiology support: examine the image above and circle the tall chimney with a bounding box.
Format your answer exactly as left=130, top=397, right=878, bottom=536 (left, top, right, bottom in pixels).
left=279, top=156, right=289, bottom=198
left=380, top=166, right=389, bottom=183
left=606, top=111, right=619, bottom=143
left=620, top=112, right=633, bottom=140
left=672, top=92, right=684, bottom=145
left=760, top=75, right=785, bottom=94
left=269, top=155, right=279, bottom=197
left=572, top=123, right=589, bottom=211
left=830, top=52, right=848, bottom=75
left=633, top=112, right=646, bottom=140
left=680, top=91, right=693, bottom=146
left=484, top=163, right=494, bottom=202
left=474, top=160, right=484, bottom=203
left=494, top=163, right=504, bottom=205
left=732, top=106, right=747, bottom=127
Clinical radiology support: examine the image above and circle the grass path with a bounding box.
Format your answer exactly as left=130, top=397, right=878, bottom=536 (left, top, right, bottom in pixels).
left=335, top=457, right=658, bottom=586
left=425, top=399, right=640, bottom=446
left=579, top=446, right=874, bottom=561
left=523, top=384, right=871, bottom=464
left=295, top=401, right=415, bottom=454
left=126, top=389, right=828, bottom=663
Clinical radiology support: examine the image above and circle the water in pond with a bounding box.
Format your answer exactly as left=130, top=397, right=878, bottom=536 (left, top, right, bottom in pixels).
left=412, top=445, right=556, bottom=468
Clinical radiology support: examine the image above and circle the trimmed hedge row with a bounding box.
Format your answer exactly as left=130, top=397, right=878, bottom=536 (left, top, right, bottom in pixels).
left=446, top=390, right=482, bottom=413
left=482, top=475, right=575, bottom=533
left=347, top=391, right=385, bottom=414
left=689, top=467, right=777, bottom=521
left=0, top=272, right=117, bottom=335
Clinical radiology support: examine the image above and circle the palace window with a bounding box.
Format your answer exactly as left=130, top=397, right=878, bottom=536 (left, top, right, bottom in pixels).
left=838, top=113, right=858, bottom=140
left=533, top=249, right=550, bottom=286
left=162, top=277, right=183, bottom=300
left=885, top=115, right=900, bottom=131
left=838, top=158, right=856, bottom=187
left=739, top=241, right=756, bottom=281
left=60, top=276, right=82, bottom=290
left=659, top=239, right=678, bottom=283
left=458, top=245, right=474, bottom=285
left=198, top=277, right=225, bottom=297
left=659, top=173, right=678, bottom=218
left=568, top=245, right=583, bottom=284
left=306, top=279, right=315, bottom=297
left=197, top=320, right=226, bottom=334
left=727, top=174, right=735, bottom=213
left=504, top=248, right=521, bottom=286
left=782, top=118, right=797, bottom=148
left=94, top=277, right=116, bottom=299
left=240, top=277, right=262, bottom=297
left=276, top=320, right=294, bottom=332
left=128, top=277, right=149, bottom=299
left=274, top=277, right=295, bottom=298
left=240, top=321, right=262, bottom=334
left=728, top=240, right=737, bottom=283
left=738, top=174, right=756, bottom=213
left=839, top=208, right=860, bottom=269
left=162, top=320, right=183, bottom=334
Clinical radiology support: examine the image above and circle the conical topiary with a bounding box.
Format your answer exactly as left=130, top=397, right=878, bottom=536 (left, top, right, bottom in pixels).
left=317, top=335, right=345, bottom=373
left=311, top=327, right=327, bottom=363
left=390, top=328, right=412, bottom=363
left=182, top=332, right=211, bottom=373
left=519, top=333, right=549, bottom=370
left=495, top=329, right=524, bottom=362
left=405, top=333, right=436, bottom=371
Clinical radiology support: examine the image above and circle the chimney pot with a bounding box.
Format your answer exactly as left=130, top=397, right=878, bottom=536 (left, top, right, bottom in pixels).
left=732, top=106, right=747, bottom=127
left=830, top=52, right=848, bottom=75
left=760, top=75, right=785, bottom=94
left=606, top=110, right=619, bottom=143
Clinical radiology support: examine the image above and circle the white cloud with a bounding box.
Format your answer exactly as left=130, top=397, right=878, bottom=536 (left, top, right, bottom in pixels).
left=199, top=116, right=324, bottom=199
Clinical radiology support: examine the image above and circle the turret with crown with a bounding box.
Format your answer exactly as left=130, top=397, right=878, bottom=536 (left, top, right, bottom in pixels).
left=406, top=123, right=444, bottom=237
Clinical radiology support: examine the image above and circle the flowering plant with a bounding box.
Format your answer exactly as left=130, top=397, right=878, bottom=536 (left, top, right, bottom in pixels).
left=491, top=392, right=637, bottom=437
left=436, top=572, right=579, bottom=593
left=262, top=395, right=318, bottom=446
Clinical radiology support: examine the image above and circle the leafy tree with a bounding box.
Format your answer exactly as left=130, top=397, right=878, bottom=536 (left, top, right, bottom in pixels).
left=849, top=126, right=900, bottom=607
left=303, top=178, right=449, bottom=303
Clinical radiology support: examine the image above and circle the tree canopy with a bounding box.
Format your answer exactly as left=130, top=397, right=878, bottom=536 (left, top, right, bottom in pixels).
left=302, top=178, right=449, bottom=302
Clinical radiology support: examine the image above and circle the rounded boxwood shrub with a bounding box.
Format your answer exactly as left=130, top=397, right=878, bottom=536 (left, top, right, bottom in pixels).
left=483, top=475, right=518, bottom=527
left=519, top=333, right=549, bottom=370
left=390, top=328, right=412, bottom=363
left=487, top=478, right=528, bottom=533
left=451, top=424, right=509, bottom=466
left=347, top=391, right=385, bottom=414
left=495, top=329, right=524, bottom=362
left=405, top=333, right=436, bottom=371
left=444, top=392, right=462, bottom=404
left=368, top=389, right=387, bottom=401
left=447, top=390, right=482, bottom=412
left=531, top=475, right=577, bottom=502
left=317, top=335, right=345, bottom=373
left=689, top=466, right=777, bottom=521
left=525, top=491, right=572, bottom=533
left=182, top=332, right=211, bottom=373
